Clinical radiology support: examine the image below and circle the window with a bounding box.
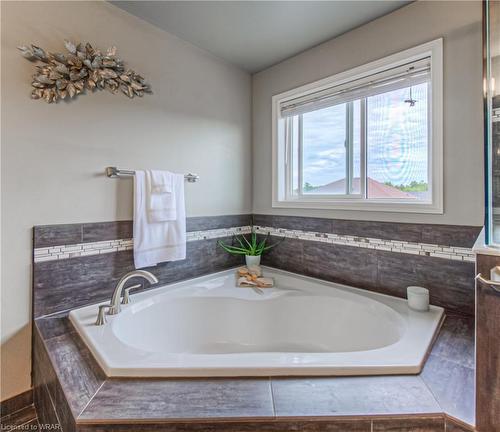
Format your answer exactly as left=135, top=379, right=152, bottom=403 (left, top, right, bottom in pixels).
left=272, top=39, right=443, bottom=213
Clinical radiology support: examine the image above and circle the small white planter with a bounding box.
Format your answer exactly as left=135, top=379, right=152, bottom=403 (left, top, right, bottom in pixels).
left=245, top=255, right=261, bottom=267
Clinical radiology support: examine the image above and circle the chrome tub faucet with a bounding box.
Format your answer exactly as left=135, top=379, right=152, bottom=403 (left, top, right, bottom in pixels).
left=95, top=270, right=159, bottom=325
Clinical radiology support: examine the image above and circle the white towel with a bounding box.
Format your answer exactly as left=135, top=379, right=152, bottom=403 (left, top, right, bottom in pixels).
left=149, top=169, right=173, bottom=194
left=133, top=171, right=186, bottom=269
left=146, top=170, right=176, bottom=222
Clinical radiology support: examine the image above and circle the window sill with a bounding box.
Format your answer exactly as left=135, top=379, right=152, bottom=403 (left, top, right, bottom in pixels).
left=272, top=199, right=443, bottom=214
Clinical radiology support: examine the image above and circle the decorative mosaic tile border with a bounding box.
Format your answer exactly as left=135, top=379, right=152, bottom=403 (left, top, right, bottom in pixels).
left=493, top=107, right=500, bottom=123
left=34, top=223, right=475, bottom=263
left=187, top=225, right=252, bottom=241
left=34, top=226, right=252, bottom=263
left=254, top=225, right=476, bottom=262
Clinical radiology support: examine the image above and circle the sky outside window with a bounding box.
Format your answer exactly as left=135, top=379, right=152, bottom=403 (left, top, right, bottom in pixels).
left=296, top=82, right=429, bottom=200
left=302, top=103, right=347, bottom=194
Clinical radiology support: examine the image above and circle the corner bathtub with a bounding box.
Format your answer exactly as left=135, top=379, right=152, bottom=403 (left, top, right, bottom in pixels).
left=69, top=267, right=444, bottom=377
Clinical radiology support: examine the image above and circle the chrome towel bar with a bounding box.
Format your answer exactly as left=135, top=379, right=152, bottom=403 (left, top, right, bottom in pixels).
left=105, top=166, right=199, bottom=183
left=475, top=273, right=500, bottom=293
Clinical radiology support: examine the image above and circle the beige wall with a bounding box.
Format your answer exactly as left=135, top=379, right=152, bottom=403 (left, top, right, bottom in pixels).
left=0, top=1, right=251, bottom=400
left=252, top=1, right=484, bottom=225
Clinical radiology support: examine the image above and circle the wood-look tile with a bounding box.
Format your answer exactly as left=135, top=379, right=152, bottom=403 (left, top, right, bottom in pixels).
left=34, top=383, right=61, bottom=432
left=0, top=388, right=33, bottom=417
left=33, top=326, right=59, bottom=407
left=77, top=419, right=371, bottom=432
left=331, top=219, right=422, bottom=243
left=33, top=299, right=476, bottom=429
left=30, top=222, right=478, bottom=431
left=0, top=405, right=37, bottom=430
left=376, top=250, right=475, bottom=316
left=82, top=221, right=133, bottom=243
left=444, top=417, right=475, bottom=431
left=46, top=379, right=75, bottom=432
left=33, top=215, right=254, bottom=254
left=493, top=94, right=500, bottom=109
left=260, top=237, right=304, bottom=273
left=253, top=214, right=333, bottom=233
left=271, top=376, right=441, bottom=418
left=263, top=236, right=473, bottom=316
left=145, top=238, right=243, bottom=292
left=33, top=250, right=137, bottom=317
left=33, top=326, right=79, bottom=432
left=372, top=416, right=445, bottom=431
left=475, top=266, right=500, bottom=432
left=34, top=237, right=242, bottom=317
left=19, top=418, right=39, bottom=430
left=302, top=241, right=379, bottom=291
left=42, top=331, right=106, bottom=417
left=33, top=224, right=83, bottom=248
left=420, top=225, right=481, bottom=249
left=35, top=314, right=74, bottom=341
left=430, top=315, right=474, bottom=369
left=420, top=355, right=474, bottom=425
left=35, top=215, right=252, bottom=251
left=253, top=214, right=481, bottom=248
left=250, top=214, right=273, bottom=228
left=186, top=214, right=252, bottom=231
left=79, top=379, right=274, bottom=421
left=476, top=253, right=500, bottom=276
left=32, top=215, right=478, bottom=318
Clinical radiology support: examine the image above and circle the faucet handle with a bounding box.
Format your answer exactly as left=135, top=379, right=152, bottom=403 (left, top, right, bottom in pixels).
left=95, top=304, right=112, bottom=326
left=122, top=284, right=142, bottom=304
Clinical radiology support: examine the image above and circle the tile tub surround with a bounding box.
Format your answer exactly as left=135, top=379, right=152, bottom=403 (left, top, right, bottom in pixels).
left=253, top=226, right=476, bottom=262
left=33, top=215, right=252, bottom=317
left=0, top=388, right=33, bottom=417
left=32, top=313, right=475, bottom=432
left=34, top=226, right=252, bottom=263
left=34, top=216, right=479, bottom=263
left=0, top=388, right=39, bottom=431
left=259, top=236, right=475, bottom=316
left=252, top=216, right=480, bottom=316
left=251, top=215, right=482, bottom=248
left=0, top=404, right=38, bottom=431
left=33, top=215, right=252, bottom=249
left=475, top=253, right=500, bottom=432
left=33, top=215, right=479, bottom=317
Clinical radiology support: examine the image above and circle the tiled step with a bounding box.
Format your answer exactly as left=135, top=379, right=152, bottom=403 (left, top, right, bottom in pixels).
left=0, top=405, right=38, bottom=430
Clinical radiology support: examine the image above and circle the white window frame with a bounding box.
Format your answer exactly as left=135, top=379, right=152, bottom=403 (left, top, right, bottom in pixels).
left=272, top=39, right=443, bottom=214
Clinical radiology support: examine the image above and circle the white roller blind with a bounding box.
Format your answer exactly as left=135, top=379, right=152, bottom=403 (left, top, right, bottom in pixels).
left=280, top=57, right=431, bottom=118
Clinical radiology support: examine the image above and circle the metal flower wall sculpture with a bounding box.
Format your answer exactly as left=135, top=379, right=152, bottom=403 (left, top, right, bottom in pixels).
left=18, top=40, right=152, bottom=103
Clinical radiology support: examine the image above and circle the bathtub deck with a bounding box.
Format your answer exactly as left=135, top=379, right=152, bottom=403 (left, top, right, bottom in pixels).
left=32, top=312, right=474, bottom=432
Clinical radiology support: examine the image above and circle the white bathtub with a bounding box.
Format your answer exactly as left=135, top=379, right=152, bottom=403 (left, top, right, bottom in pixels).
left=69, top=267, right=444, bottom=377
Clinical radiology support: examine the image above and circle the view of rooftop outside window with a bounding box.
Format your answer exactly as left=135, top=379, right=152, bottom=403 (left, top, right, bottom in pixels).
left=292, top=82, right=429, bottom=201
left=367, top=82, right=429, bottom=200
left=302, top=103, right=347, bottom=194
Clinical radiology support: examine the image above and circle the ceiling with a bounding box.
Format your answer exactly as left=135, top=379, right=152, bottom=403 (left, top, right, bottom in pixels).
left=111, top=1, right=411, bottom=73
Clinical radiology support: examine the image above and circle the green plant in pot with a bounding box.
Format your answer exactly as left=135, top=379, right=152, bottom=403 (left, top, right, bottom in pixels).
left=218, top=232, right=282, bottom=266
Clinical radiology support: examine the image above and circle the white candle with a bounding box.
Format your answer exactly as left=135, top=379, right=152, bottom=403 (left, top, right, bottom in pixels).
left=407, top=286, right=430, bottom=312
